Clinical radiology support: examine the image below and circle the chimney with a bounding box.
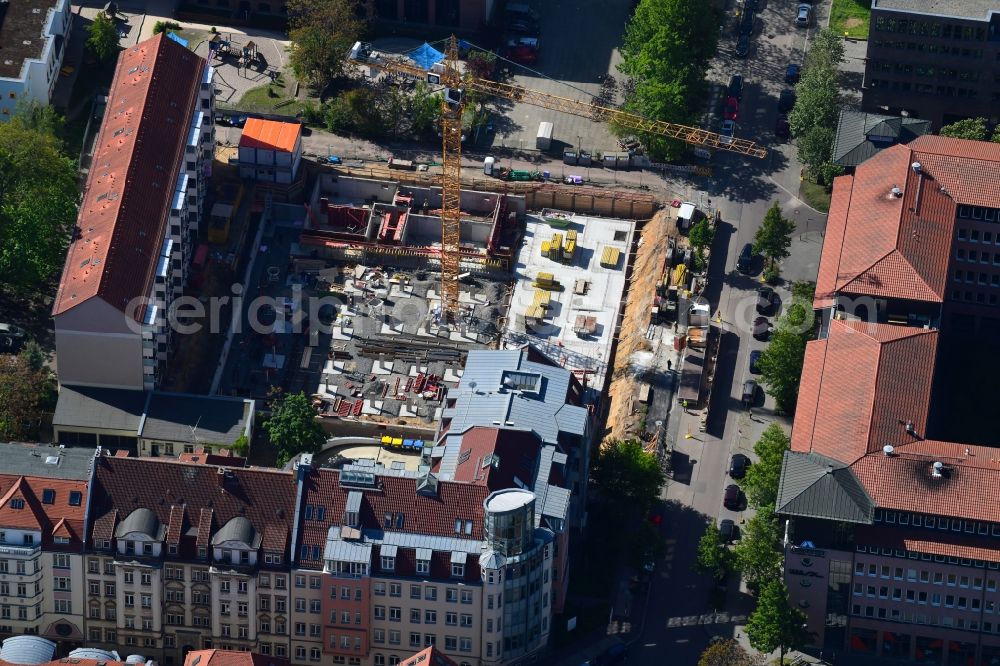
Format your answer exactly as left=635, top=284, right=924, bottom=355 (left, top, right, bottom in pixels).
left=882, top=445, right=895, bottom=456
left=911, top=162, right=922, bottom=174
left=890, top=185, right=902, bottom=198
left=905, top=420, right=916, bottom=435
left=931, top=461, right=944, bottom=479
left=217, top=467, right=226, bottom=487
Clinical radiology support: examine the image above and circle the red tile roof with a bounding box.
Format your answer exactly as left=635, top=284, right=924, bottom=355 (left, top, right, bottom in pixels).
left=812, top=135, right=1000, bottom=306
left=297, top=468, right=488, bottom=577
left=88, top=455, right=294, bottom=558
left=856, top=524, right=1000, bottom=563
left=52, top=33, right=206, bottom=318
left=448, top=427, right=542, bottom=491
left=0, top=475, right=88, bottom=548
left=400, top=647, right=459, bottom=666
left=184, top=650, right=290, bottom=666
left=790, top=320, right=937, bottom=463
left=239, top=118, right=301, bottom=153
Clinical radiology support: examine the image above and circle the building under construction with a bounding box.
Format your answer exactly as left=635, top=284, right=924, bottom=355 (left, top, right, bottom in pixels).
left=299, top=174, right=525, bottom=273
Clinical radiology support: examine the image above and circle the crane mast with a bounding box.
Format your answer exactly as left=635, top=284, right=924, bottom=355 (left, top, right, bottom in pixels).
left=438, top=36, right=463, bottom=320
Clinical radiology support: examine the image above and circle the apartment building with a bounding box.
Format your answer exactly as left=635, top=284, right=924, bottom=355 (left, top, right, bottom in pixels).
left=83, top=454, right=296, bottom=665
left=181, top=648, right=290, bottom=666
left=0, top=0, right=72, bottom=115
left=291, top=453, right=556, bottom=666
left=52, top=32, right=215, bottom=392
left=862, top=0, right=1000, bottom=128
left=0, top=444, right=97, bottom=653
left=777, top=135, right=1000, bottom=662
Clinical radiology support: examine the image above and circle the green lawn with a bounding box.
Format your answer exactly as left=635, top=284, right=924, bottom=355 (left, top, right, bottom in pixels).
left=799, top=178, right=832, bottom=213
left=238, top=76, right=307, bottom=115
left=830, top=0, right=870, bottom=39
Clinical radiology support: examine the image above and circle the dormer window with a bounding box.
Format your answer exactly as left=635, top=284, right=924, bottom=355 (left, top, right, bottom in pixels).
left=10, top=499, right=24, bottom=510
left=143, top=543, right=153, bottom=555
left=198, top=547, right=207, bottom=559
left=126, top=541, right=135, bottom=555
left=168, top=544, right=178, bottom=556
left=42, top=489, right=55, bottom=504
left=240, top=551, right=250, bottom=565
left=69, top=491, right=82, bottom=506
left=345, top=511, right=358, bottom=527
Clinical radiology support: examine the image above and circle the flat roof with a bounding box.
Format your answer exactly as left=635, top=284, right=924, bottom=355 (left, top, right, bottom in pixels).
left=0, top=442, right=95, bottom=480
left=505, top=214, right=635, bottom=393
left=0, top=1, right=59, bottom=79
left=872, top=0, right=998, bottom=20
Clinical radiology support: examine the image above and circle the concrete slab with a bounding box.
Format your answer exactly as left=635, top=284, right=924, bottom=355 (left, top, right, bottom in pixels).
left=504, top=214, right=635, bottom=392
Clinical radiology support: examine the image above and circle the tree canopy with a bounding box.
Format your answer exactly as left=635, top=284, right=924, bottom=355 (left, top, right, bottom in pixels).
left=695, top=523, right=732, bottom=581
left=790, top=28, right=845, bottom=183
left=264, top=391, right=326, bottom=466
left=689, top=217, right=714, bottom=250
left=745, top=579, right=812, bottom=661
left=591, top=439, right=665, bottom=512
left=286, top=0, right=363, bottom=91
left=698, top=639, right=760, bottom=666
left=753, top=202, right=794, bottom=269
left=733, top=504, right=783, bottom=590
left=0, top=118, right=79, bottom=295
left=0, top=350, right=52, bottom=441
left=938, top=117, right=988, bottom=141
left=87, top=12, right=120, bottom=63
left=757, top=304, right=811, bottom=414
left=617, top=0, right=721, bottom=159
left=742, top=424, right=791, bottom=509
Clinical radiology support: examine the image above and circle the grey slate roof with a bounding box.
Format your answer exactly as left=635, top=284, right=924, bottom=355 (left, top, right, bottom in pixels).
left=324, top=526, right=372, bottom=564
left=776, top=451, right=875, bottom=524
left=53, top=385, right=147, bottom=432
left=0, top=443, right=97, bottom=480
left=115, top=507, right=165, bottom=539
left=211, top=516, right=261, bottom=547
left=832, top=110, right=931, bottom=167
left=141, top=392, right=252, bottom=445
left=443, top=347, right=588, bottom=446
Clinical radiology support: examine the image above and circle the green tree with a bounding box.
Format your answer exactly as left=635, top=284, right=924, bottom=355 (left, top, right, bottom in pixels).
left=939, top=117, right=988, bottom=141
left=286, top=0, right=362, bottom=91
left=617, top=0, right=721, bottom=159
left=803, top=28, right=845, bottom=71
left=0, top=351, right=51, bottom=441
left=11, top=98, right=65, bottom=141
left=20, top=340, right=47, bottom=373
left=789, top=67, right=840, bottom=139
left=409, top=81, right=442, bottom=136
left=745, top=579, right=812, bottom=662
left=590, top=439, right=665, bottom=513
left=789, top=28, right=844, bottom=180
left=796, top=126, right=835, bottom=175
left=698, top=639, right=759, bottom=666
left=742, top=425, right=791, bottom=508
left=263, top=391, right=326, bottom=466
left=689, top=217, right=714, bottom=250
left=466, top=50, right=497, bottom=80
left=695, top=523, right=732, bottom=581
left=992, top=126, right=1000, bottom=143
left=87, top=12, right=120, bottom=62
left=733, top=504, right=783, bottom=590
left=753, top=202, right=794, bottom=270
left=757, top=305, right=811, bottom=413
left=0, top=122, right=79, bottom=295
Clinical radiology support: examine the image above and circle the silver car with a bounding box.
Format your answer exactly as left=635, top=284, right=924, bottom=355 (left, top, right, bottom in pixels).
left=796, top=3, right=811, bottom=27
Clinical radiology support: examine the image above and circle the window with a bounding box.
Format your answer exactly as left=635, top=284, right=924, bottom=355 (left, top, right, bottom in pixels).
left=460, top=614, right=472, bottom=628
left=410, top=585, right=421, bottom=599
left=445, top=636, right=458, bottom=651
left=296, top=575, right=306, bottom=588
left=417, top=560, right=430, bottom=575
left=410, top=609, right=421, bottom=624
left=374, top=606, right=386, bottom=620
left=446, top=588, right=458, bottom=603
left=374, top=629, right=385, bottom=644
left=410, top=633, right=421, bottom=648
left=460, top=590, right=473, bottom=604
left=425, top=610, right=436, bottom=624
left=70, top=490, right=82, bottom=505
left=389, top=607, right=401, bottom=622
left=310, top=648, right=320, bottom=661
left=390, top=583, right=401, bottom=597
left=460, top=637, right=472, bottom=652
left=451, top=563, right=465, bottom=577
left=424, top=586, right=437, bottom=601
left=374, top=582, right=386, bottom=596
left=446, top=612, right=457, bottom=626
left=311, top=600, right=321, bottom=613
left=42, top=489, right=55, bottom=504
left=389, top=630, right=401, bottom=645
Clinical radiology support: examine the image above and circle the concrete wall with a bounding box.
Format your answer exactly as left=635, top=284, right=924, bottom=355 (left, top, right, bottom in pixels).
left=55, top=299, right=144, bottom=390
left=318, top=175, right=399, bottom=205
left=525, top=189, right=656, bottom=220
left=406, top=214, right=493, bottom=245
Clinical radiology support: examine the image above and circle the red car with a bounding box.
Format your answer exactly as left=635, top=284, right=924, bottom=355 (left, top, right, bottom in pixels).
left=724, top=96, right=739, bottom=121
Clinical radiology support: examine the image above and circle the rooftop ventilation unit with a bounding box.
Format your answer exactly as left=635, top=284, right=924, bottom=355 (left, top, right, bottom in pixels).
left=890, top=186, right=902, bottom=198
left=883, top=445, right=894, bottom=456
left=931, top=461, right=944, bottom=478
left=911, top=162, right=922, bottom=173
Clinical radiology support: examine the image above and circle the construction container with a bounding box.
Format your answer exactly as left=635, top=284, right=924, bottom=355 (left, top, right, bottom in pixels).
left=536, top=121, right=553, bottom=150
left=600, top=246, right=621, bottom=268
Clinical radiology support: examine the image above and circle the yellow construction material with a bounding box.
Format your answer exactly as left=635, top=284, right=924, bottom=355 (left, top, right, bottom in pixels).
left=550, top=233, right=563, bottom=258
left=563, top=238, right=576, bottom=261
left=565, top=230, right=578, bottom=243
left=531, top=289, right=551, bottom=309
left=672, top=263, right=687, bottom=287
left=525, top=305, right=546, bottom=320
left=536, top=272, right=554, bottom=285
left=381, top=435, right=393, bottom=445
left=600, top=246, right=621, bottom=268
left=541, top=240, right=551, bottom=256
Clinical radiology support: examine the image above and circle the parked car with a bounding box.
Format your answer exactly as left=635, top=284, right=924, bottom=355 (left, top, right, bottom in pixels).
left=720, top=119, right=736, bottom=145
left=778, top=88, right=796, bottom=113
left=724, top=484, right=742, bottom=510
left=737, top=242, right=754, bottom=273
left=729, top=453, right=750, bottom=479
left=719, top=518, right=737, bottom=542
left=752, top=316, right=770, bottom=340
left=0, top=323, right=26, bottom=353
left=775, top=114, right=790, bottom=140
left=727, top=74, right=744, bottom=101
left=740, top=8, right=755, bottom=35
left=796, top=3, right=812, bottom=27
left=742, top=379, right=758, bottom=408
left=749, top=349, right=763, bottom=374
left=785, top=63, right=801, bottom=84
left=757, top=286, right=776, bottom=314
left=724, top=96, right=739, bottom=121
left=735, top=33, right=750, bottom=58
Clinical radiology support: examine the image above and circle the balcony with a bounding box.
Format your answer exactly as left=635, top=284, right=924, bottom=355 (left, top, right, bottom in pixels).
left=0, top=544, right=41, bottom=558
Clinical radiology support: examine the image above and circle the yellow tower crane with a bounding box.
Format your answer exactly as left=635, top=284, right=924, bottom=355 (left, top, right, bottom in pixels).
left=348, top=37, right=767, bottom=319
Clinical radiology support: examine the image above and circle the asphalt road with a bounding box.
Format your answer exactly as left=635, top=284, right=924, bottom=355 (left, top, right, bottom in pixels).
left=629, top=0, right=831, bottom=663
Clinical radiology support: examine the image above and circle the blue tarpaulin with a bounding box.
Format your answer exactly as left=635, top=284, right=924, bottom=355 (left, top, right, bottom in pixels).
left=167, top=32, right=189, bottom=48
left=407, top=42, right=444, bottom=71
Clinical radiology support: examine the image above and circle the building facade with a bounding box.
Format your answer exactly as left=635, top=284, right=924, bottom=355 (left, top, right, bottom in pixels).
left=778, top=135, right=1000, bottom=662
left=0, top=0, right=71, bottom=115
left=862, top=0, right=1000, bottom=128
left=52, top=33, right=214, bottom=392
left=238, top=119, right=302, bottom=184
left=0, top=444, right=97, bottom=653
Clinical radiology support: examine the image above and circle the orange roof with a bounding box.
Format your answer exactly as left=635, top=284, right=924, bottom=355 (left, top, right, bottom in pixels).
left=239, top=118, right=301, bottom=153
left=790, top=319, right=938, bottom=464
left=856, top=525, right=1000, bottom=563
left=52, top=33, right=205, bottom=317
left=0, top=475, right=88, bottom=546
left=184, top=650, right=290, bottom=666
left=400, top=647, right=459, bottom=666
